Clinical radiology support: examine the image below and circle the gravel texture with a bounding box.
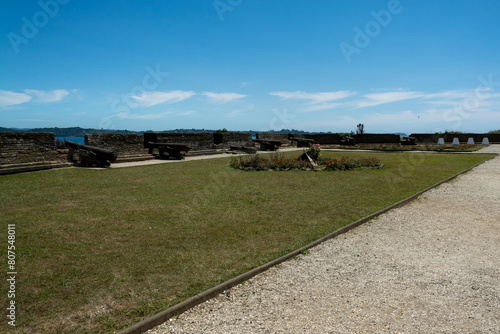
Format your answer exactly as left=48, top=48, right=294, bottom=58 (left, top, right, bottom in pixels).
left=147, top=146, right=500, bottom=334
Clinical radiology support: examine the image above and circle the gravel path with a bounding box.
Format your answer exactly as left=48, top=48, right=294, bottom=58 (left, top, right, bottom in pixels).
left=147, top=146, right=500, bottom=334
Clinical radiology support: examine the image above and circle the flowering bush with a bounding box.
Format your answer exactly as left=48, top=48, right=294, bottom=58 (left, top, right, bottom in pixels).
left=304, top=143, right=322, bottom=161
left=231, top=153, right=382, bottom=171
left=231, top=154, right=311, bottom=170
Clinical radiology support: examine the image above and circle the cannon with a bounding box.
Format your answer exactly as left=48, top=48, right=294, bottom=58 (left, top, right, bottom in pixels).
left=340, top=136, right=356, bottom=146
left=65, top=141, right=118, bottom=167
left=229, top=145, right=257, bottom=154
left=401, top=136, right=417, bottom=145
left=146, top=142, right=191, bottom=160
left=252, top=139, right=282, bottom=151
left=290, top=137, right=315, bottom=147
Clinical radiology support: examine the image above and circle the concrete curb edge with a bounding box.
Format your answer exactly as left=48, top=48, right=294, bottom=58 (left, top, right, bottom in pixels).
left=117, top=153, right=497, bottom=334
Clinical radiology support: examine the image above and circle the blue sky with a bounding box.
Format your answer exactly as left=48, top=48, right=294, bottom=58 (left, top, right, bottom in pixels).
left=1, top=0, right=500, bottom=133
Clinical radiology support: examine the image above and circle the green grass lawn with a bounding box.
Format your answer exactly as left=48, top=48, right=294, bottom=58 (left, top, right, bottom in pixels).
left=0, top=151, right=494, bottom=333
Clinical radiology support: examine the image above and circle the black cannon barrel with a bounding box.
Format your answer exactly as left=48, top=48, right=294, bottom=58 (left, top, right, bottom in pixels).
left=290, top=137, right=314, bottom=142
left=252, top=139, right=282, bottom=145
left=65, top=141, right=118, bottom=162
left=147, top=142, right=191, bottom=152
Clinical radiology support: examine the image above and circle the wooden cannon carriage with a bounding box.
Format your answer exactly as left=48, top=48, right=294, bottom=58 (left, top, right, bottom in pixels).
left=290, top=137, right=315, bottom=147
left=252, top=139, right=282, bottom=151
left=65, top=141, right=118, bottom=167
left=401, top=136, right=417, bottom=145
left=340, top=136, right=356, bottom=146
left=229, top=145, right=258, bottom=154
left=146, top=142, right=191, bottom=160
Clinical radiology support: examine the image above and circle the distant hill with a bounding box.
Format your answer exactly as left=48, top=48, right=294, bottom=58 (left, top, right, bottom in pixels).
left=0, top=127, right=333, bottom=137
left=0, top=127, right=409, bottom=137
left=0, top=127, right=140, bottom=137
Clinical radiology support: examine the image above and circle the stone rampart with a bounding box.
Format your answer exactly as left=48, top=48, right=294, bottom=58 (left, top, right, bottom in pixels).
left=213, top=132, right=253, bottom=148
left=144, top=132, right=214, bottom=150
left=305, top=134, right=342, bottom=144
left=410, top=133, right=500, bottom=144
left=84, top=133, right=148, bottom=156
left=353, top=134, right=401, bottom=144
left=0, top=132, right=58, bottom=166
left=256, top=133, right=291, bottom=146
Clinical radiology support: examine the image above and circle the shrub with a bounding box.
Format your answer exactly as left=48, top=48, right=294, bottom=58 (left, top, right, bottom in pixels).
left=231, top=153, right=311, bottom=170
left=304, top=143, right=322, bottom=162
left=231, top=154, right=382, bottom=171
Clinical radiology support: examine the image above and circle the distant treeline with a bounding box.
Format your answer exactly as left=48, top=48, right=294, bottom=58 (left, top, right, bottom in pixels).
left=0, top=127, right=138, bottom=137
left=0, top=127, right=365, bottom=138
left=1, top=126, right=497, bottom=137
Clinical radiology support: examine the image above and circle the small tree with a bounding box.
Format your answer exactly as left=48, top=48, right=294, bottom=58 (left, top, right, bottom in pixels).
left=356, top=123, right=364, bottom=135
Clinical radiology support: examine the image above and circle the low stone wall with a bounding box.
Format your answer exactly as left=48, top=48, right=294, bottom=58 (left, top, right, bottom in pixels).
left=0, top=132, right=59, bottom=166
left=410, top=133, right=500, bottom=144
left=256, top=133, right=291, bottom=146
left=353, top=134, right=401, bottom=144
left=85, top=133, right=148, bottom=156
left=144, top=132, right=214, bottom=151
left=305, top=134, right=342, bottom=145
left=408, top=133, right=441, bottom=144
left=213, top=132, right=253, bottom=149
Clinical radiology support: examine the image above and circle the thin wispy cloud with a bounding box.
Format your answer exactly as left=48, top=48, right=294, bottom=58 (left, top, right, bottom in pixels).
left=304, top=102, right=346, bottom=112
left=270, top=90, right=356, bottom=113
left=24, top=89, right=70, bottom=103
left=423, top=88, right=499, bottom=101
left=227, top=103, right=254, bottom=117
left=202, top=92, right=246, bottom=103
left=176, top=110, right=196, bottom=116
left=270, top=90, right=356, bottom=104
left=110, top=111, right=174, bottom=120
left=0, top=90, right=32, bottom=107
left=1, top=89, right=74, bottom=108
left=356, top=91, right=423, bottom=108
left=423, top=89, right=500, bottom=107
left=130, top=90, right=195, bottom=107
left=354, top=88, right=500, bottom=109
left=423, top=89, right=475, bottom=100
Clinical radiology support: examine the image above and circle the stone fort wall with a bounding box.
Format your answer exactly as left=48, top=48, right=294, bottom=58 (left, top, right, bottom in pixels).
left=0, top=132, right=58, bottom=166
left=85, top=133, right=148, bottom=156
left=144, top=132, right=253, bottom=150
left=410, top=133, right=500, bottom=144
